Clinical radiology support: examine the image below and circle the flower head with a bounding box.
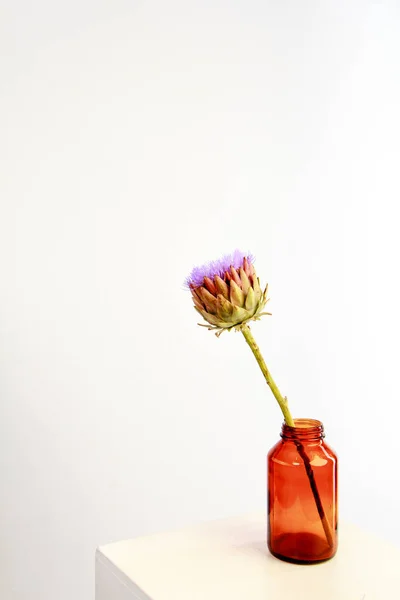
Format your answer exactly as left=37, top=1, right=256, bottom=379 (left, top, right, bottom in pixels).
left=185, top=250, right=270, bottom=336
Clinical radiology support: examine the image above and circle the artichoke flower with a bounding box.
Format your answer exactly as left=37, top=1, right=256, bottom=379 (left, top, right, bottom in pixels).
left=186, top=250, right=270, bottom=336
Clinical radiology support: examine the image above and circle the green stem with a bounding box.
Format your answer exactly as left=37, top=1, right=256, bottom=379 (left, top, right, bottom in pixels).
left=240, top=323, right=333, bottom=550
left=241, top=324, right=295, bottom=427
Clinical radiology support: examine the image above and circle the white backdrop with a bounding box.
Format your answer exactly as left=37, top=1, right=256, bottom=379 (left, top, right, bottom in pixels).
left=1, top=1, right=400, bottom=599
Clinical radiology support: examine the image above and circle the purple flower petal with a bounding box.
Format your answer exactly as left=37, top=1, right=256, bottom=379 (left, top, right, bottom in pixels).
left=185, top=250, right=255, bottom=289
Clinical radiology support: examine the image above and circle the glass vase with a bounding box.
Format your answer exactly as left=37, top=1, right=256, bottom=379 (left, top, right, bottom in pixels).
left=267, top=418, right=338, bottom=563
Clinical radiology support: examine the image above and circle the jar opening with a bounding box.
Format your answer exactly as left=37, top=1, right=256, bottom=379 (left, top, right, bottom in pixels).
left=292, top=418, right=322, bottom=429
left=281, top=418, right=324, bottom=440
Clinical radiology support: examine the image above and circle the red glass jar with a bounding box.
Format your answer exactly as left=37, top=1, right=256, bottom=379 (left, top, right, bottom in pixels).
left=267, top=418, right=338, bottom=563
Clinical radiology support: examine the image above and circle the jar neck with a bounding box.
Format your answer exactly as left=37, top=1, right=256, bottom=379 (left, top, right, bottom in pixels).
left=281, top=418, right=325, bottom=442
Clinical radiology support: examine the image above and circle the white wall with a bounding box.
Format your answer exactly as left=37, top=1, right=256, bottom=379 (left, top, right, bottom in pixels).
left=1, top=1, right=400, bottom=598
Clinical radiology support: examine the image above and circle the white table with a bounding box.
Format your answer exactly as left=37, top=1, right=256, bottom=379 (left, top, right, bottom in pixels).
left=95, top=512, right=400, bottom=600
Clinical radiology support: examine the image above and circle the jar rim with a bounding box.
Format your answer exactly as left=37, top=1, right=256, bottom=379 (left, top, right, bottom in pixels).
left=287, top=418, right=323, bottom=429
left=281, top=418, right=324, bottom=440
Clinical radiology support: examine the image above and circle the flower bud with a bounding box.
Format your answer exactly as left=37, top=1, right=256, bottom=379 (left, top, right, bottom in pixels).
left=185, top=251, right=270, bottom=335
